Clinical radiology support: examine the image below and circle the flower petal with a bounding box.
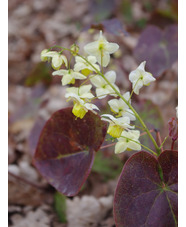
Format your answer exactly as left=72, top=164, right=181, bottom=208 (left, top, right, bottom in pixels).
left=84, top=103, right=99, bottom=111
left=143, top=72, right=156, bottom=85
left=61, top=55, right=68, bottom=67
left=101, top=114, right=116, bottom=123
left=84, top=41, right=99, bottom=56
left=133, top=80, right=143, bottom=95
left=105, top=71, right=116, bottom=83
left=90, top=75, right=105, bottom=87
left=87, top=56, right=97, bottom=64
left=122, top=109, right=136, bottom=121
left=52, top=69, right=68, bottom=76
left=115, top=141, right=128, bottom=154
left=66, top=87, right=78, bottom=95
left=72, top=71, right=87, bottom=80
left=62, top=74, right=73, bottom=85
left=42, top=51, right=58, bottom=58
left=123, top=92, right=131, bottom=103
left=129, top=69, right=141, bottom=83
left=75, top=56, right=84, bottom=63
left=74, top=62, right=85, bottom=72
left=96, top=53, right=110, bottom=67
left=79, top=84, right=92, bottom=94
left=138, top=61, right=146, bottom=71
left=108, top=99, right=119, bottom=113
left=52, top=55, right=63, bottom=69
left=96, top=87, right=110, bottom=99
left=105, top=42, right=119, bottom=54
left=128, top=140, right=141, bottom=151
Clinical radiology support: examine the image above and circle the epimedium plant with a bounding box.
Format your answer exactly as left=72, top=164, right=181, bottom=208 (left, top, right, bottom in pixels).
left=34, top=31, right=178, bottom=226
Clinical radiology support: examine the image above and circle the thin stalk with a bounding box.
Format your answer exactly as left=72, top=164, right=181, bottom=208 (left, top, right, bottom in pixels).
left=76, top=54, right=160, bottom=154
left=128, top=78, right=141, bottom=101
left=101, top=73, right=160, bottom=154
left=171, top=140, right=175, bottom=150
left=100, top=142, right=116, bottom=150
left=156, top=130, right=163, bottom=153
left=8, top=171, right=46, bottom=191
left=159, top=136, right=168, bottom=149
left=140, top=129, right=155, bottom=136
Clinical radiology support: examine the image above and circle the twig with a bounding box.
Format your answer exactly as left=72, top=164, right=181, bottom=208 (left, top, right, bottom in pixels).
left=171, top=140, right=175, bottom=150
left=155, top=129, right=163, bottom=153
left=140, top=129, right=155, bottom=137
left=100, top=142, right=116, bottom=150
left=8, top=171, right=46, bottom=191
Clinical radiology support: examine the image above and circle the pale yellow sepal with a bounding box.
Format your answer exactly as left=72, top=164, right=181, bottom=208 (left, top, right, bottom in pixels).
left=107, top=125, right=123, bottom=138
left=72, top=103, right=87, bottom=119
left=101, top=114, right=134, bottom=138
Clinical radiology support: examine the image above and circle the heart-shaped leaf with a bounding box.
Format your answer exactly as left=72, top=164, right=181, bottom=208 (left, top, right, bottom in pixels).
left=34, top=107, right=107, bottom=196
left=114, top=150, right=178, bottom=227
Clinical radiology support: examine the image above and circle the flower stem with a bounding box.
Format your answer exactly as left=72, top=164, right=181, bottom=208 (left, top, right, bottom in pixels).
left=77, top=54, right=161, bottom=155
left=102, top=73, right=161, bottom=155
left=128, top=77, right=141, bottom=101
left=48, top=46, right=161, bottom=155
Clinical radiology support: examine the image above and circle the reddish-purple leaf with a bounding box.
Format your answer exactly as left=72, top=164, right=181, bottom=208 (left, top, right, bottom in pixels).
left=114, top=150, right=178, bottom=227
left=34, top=107, right=107, bottom=196
left=28, top=117, right=47, bottom=157
left=134, top=25, right=178, bottom=77
left=168, top=117, right=178, bottom=141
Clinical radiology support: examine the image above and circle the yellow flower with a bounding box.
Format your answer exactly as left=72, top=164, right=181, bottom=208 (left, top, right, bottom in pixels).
left=115, top=130, right=141, bottom=154
left=101, top=114, right=134, bottom=138
left=90, top=71, right=120, bottom=99
left=72, top=103, right=87, bottom=119
left=107, top=125, right=123, bottom=138
left=84, top=31, right=119, bottom=67
left=108, top=92, right=136, bottom=120
left=129, top=61, right=156, bottom=95
left=41, top=50, right=68, bottom=70
left=65, top=85, right=99, bottom=119
left=53, top=69, right=86, bottom=86
left=74, top=56, right=100, bottom=76
left=65, top=85, right=94, bottom=100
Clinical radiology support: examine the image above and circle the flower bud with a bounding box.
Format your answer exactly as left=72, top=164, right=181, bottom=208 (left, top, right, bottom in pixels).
left=70, top=44, right=79, bottom=56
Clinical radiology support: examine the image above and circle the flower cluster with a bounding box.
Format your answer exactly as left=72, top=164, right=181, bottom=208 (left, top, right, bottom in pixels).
left=41, top=31, right=156, bottom=154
